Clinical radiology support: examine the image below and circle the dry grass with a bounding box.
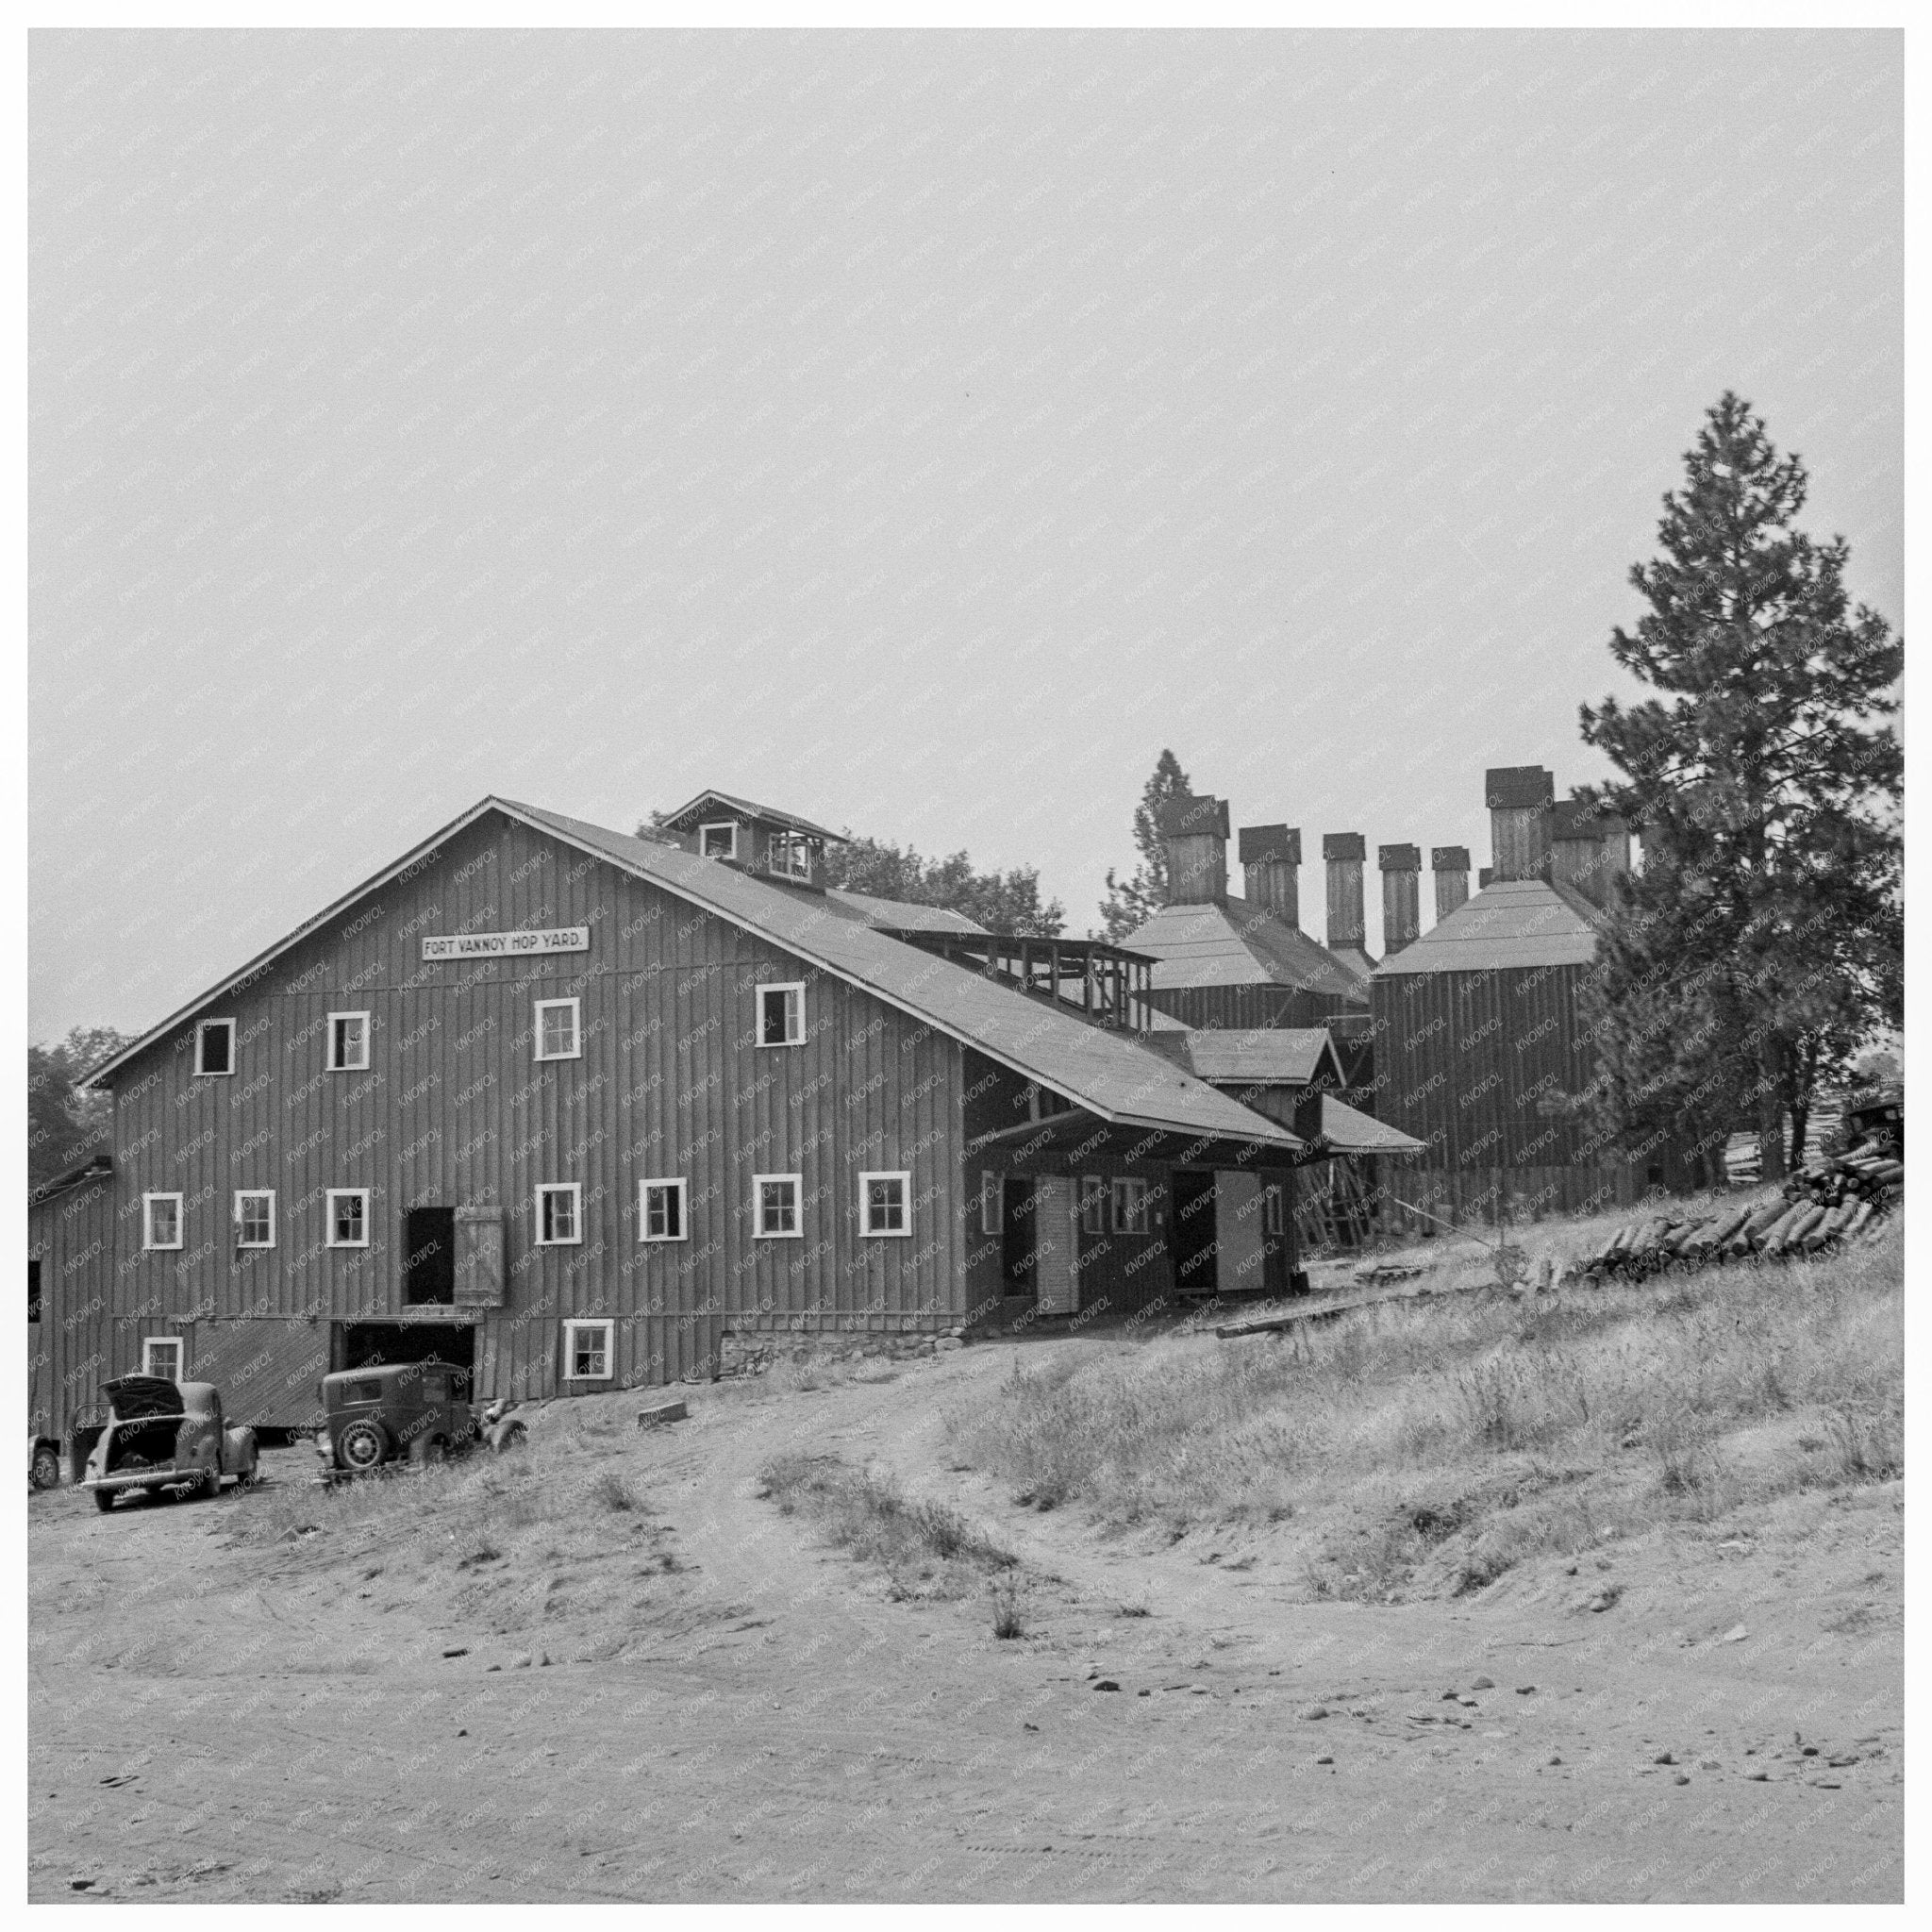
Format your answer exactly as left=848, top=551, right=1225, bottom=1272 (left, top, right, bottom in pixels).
left=990, top=1572, right=1026, bottom=1639
left=712, top=1348, right=906, bottom=1401
left=758, top=1451, right=1014, bottom=1601
left=231, top=1409, right=711, bottom=1656
left=947, top=1221, right=1903, bottom=1601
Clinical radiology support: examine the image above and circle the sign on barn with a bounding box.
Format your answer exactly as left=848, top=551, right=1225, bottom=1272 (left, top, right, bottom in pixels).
left=421, top=926, right=590, bottom=961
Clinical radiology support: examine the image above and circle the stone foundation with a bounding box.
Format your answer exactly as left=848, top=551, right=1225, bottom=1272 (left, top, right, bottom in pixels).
left=719, top=1323, right=966, bottom=1379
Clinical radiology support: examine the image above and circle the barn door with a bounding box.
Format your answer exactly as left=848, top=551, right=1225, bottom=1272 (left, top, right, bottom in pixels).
left=1033, top=1176, right=1078, bottom=1316
left=454, top=1206, right=506, bottom=1307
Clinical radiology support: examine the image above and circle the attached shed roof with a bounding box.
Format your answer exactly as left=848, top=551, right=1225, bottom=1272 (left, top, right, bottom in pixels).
left=1314, top=1095, right=1426, bottom=1156
left=1372, top=876, right=1604, bottom=976
left=822, top=889, right=989, bottom=936
left=28, top=1153, right=112, bottom=1209
left=86, top=797, right=1295, bottom=1152
left=657, top=789, right=848, bottom=843
left=1124, top=898, right=1370, bottom=1004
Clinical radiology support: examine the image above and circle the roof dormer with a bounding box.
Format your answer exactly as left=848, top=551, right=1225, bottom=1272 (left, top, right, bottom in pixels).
left=657, top=789, right=848, bottom=891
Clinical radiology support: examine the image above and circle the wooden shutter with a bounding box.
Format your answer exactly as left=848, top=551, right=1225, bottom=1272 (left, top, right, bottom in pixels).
left=1033, top=1176, right=1078, bottom=1316
left=454, top=1205, right=506, bottom=1307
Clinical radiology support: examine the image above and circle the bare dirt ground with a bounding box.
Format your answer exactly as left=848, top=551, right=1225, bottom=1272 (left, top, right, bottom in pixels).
left=29, top=1336, right=1902, bottom=1903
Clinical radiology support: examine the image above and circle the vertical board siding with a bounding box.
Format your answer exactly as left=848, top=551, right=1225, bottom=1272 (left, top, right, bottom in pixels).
left=958, top=1053, right=1298, bottom=1328
left=1370, top=962, right=1639, bottom=1225
left=28, top=1179, right=117, bottom=1441
left=72, top=809, right=971, bottom=1413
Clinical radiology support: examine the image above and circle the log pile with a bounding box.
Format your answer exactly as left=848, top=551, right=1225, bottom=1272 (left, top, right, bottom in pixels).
left=1581, top=1157, right=1900, bottom=1280
left=1353, top=1258, right=1430, bottom=1287
left=1782, top=1145, right=1904, bottom=1212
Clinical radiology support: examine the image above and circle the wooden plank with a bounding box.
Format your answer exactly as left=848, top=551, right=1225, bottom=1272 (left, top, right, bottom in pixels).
left=1033, top=1176, right=1076, bottom=1315
left=454, top=1206, right=506, bottom=1307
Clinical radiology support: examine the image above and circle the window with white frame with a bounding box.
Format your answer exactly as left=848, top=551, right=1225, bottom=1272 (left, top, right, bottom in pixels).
left=699, top=821, right=739, bottom=860
left=326, top=1189, right=370, bottom=1248
left=142, top=1336, right=184, bottom=1383
left=1112, top=1176, right=1150, bottom=1236
left=980, top=1172, right=1002, bottom=1237
left=142, top=1192, right=184, bottom=1251
left=758, top=982, right=804, bottom=1048
left=234, top=1190, right=276, bottom=1248
left=753, top=1173, right=802, bottom=1239
left=195, top=1019, right=235, bottom=1076
left=536, top=1183, right=582, bottom=1246
left=1263, top=1183, right=1287, bottom=1238
left=769, top=831, right=813, bottom=880
left=327, top=1011, right=371, bottom=1072
left=534, top=997, right=581, bottom=1062
left=1078, top=1175, right=1108, bottom=1237
left=858, top=1171, right=910, bottom=1238
left=639, top=1178, right=688, bottom=1243
left=562, top=1319, right=613, bottom=1381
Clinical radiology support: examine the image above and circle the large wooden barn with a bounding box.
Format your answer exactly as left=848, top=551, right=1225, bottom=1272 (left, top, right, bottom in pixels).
left=1370, top=766, right=1650, bottom=1226
left=31, top=791, right=1311, bottom=1440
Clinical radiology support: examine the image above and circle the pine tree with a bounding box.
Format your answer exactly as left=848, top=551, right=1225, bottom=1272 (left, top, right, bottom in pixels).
left=1577, top=393, right=1903, bottom=1181
left=1097, top=749, right=1192, bottom=942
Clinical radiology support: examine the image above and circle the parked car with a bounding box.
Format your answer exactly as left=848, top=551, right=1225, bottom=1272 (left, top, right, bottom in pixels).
left=80, top=1375, right=259, bottom=1512
left=313, top=1360, right=525, bottom=1478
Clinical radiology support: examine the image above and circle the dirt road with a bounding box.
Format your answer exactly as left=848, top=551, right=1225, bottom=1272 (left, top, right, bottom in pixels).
left=29, top=1340, right=1903, bottom=1902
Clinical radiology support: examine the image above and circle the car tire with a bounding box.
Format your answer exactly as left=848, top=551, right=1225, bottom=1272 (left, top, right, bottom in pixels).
left=92, top=1488, right=115, bottom=1513
left=410, top=1435, right=446, bottom=1467
left=337, top=1420, right=389, bottom=1473
left=31, top=1445, right=60, bottom=1491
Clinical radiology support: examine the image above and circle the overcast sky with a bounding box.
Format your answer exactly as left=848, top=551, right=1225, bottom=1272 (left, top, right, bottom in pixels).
left=29, top=27, right=1902, bottom=1043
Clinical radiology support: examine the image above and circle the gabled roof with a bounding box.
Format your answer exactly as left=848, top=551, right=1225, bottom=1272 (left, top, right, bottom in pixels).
left=657, top=790, right=847, bottom=843
left=87, top=797, right=1294, bottom=1152
left=823, top=889, right=989, bottom=936
left=1372, top=876, right=1604, bottom=976
left=1166, top=1028, right=1346, bottom=1089
left=1124, top=897, right=1370, bottom=1005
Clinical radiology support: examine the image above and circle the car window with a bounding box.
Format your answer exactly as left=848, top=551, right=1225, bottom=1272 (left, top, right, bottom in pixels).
left=350, top=1379, right=384, bottom=1404
left=420, top=1374, right=448, bottom=1402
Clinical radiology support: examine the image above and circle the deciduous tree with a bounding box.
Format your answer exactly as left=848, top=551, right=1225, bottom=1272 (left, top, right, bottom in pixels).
left=823, top=838, right=1064, bottom=938
left=28, top=1026, right=126, bottom=1189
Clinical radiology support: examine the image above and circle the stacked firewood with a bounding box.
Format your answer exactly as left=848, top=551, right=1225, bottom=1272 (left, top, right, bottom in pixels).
left=1582, top=1155, right=1900, bottom=1280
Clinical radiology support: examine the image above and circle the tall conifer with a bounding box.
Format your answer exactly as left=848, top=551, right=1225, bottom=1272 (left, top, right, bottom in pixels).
left=1579, top=393, right=1902, bottom=1180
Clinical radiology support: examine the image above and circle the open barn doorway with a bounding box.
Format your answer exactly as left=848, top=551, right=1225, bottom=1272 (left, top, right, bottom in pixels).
left=335, top=1322, right=475, bottom=1375
left=1001, top=1176, right=1038, bottom=1294
left=1169, top=1169, right=1220, bottom=1295
left=403, top=1207, right=457, bottom=1305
